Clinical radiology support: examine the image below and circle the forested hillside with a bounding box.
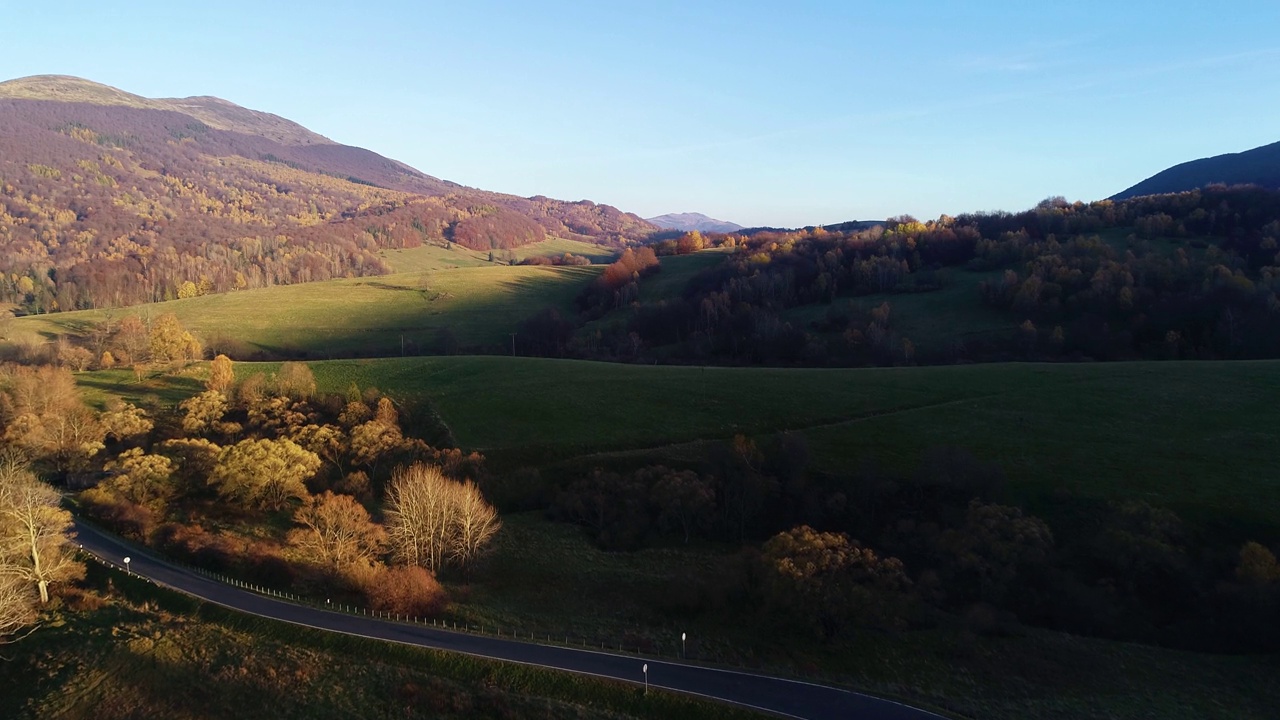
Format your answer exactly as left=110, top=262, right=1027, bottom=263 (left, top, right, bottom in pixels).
left=0, top=76, right=653, bottom=313
left=566, top=187, right=1280, bottom=364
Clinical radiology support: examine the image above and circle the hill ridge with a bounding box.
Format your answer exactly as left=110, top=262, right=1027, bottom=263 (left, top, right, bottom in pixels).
left=0, top=74, right=334, bottom=146
left=1111, top=139, right=1280, bottom=199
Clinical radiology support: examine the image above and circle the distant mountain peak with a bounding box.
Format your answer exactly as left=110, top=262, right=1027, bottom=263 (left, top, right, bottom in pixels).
left=645, top=212, right=743, bottom=233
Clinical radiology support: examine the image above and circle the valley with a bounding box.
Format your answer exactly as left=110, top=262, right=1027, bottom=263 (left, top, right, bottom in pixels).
left=1, top=63, right=1278, bottom=720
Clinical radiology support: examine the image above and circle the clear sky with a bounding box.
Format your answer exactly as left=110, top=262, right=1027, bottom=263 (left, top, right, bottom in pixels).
left=3, top=1, right=1279, bottom=227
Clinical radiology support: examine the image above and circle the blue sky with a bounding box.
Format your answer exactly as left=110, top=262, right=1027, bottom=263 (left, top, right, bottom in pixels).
left=3, top=1, right=1279, bottom=227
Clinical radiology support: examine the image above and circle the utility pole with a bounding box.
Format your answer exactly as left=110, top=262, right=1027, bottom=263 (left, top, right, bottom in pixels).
left=509, top=333, right=516, bottom=357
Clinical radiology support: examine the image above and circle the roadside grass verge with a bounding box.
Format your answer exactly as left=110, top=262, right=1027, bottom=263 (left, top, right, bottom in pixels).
left=0, top=561, right=765, bottom=720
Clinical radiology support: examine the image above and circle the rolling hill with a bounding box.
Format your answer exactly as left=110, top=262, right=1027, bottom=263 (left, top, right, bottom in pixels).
left=1111, top=139, right=1280, bottom=199
left=77, top=355, right=1280, bottom=538
left=8, top=263, right=602, bottom=359
left=0, top=75, right=655, bottom=312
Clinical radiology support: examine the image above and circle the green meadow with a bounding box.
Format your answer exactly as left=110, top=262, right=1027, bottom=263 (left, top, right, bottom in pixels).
left=78, top=356, right=1280, bottom=537
left=11, top=264, right=601, bottom=358
left=378, top=236, right=617, bottom=273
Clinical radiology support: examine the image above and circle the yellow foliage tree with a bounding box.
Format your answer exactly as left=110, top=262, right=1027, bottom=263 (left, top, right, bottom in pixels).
left=209, top=438, right=319, bottom=510
left=1237, top=541, right=1280, bottom=584
left=179, top=390, right=229, bottom=435
left=100, top=400, right=153, bottom=443
left=148, top=313, right=202, bottom=365
left=207, top=354, right=234, bottom=392
left=101, top=447, right=176, bottom=507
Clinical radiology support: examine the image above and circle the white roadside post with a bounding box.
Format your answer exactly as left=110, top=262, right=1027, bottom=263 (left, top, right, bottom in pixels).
left=124, top=557, right=131, bottom=575
left=642, top=663, right=648, bottom=695
left=681, top=632, right=686, bottom=659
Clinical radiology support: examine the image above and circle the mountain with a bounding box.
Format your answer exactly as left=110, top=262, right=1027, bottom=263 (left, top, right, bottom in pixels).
left=0, top=74, right=332, bottom=146
left=0, top=75, right=655, bottom=312
left=1111, top=140, right=1280, bottom=200
left=645, top=212, right=743, bottom=233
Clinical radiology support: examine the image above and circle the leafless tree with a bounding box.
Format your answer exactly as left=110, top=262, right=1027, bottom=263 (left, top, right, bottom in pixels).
left=385, top=463, right=500, bottom=574
left=289, top=491, right=386, bottom=568
left=385, top=464, right=454, bottom=573
left=0, top=573, right=38, bottom=643
left=450, top=480, right=501, bottom=569
left=0, top=459, right=83, bottom=605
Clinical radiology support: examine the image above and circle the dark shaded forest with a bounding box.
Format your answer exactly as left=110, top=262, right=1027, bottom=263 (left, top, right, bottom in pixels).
left=534, top=435, right=1280, bottom=656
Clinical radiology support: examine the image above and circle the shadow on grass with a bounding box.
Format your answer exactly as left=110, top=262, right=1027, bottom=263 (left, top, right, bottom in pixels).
left=75, top=372, right=204, bottom=409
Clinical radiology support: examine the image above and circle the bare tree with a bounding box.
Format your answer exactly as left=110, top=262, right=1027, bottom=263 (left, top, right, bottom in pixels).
left=385, top=463, right=500, bottom=574
left=0, top=573, right=38, bottom=643
left=385, top=464, right=454, bottom=573
left=0, top=460, right=83, bottom=605
left=289, top=491, right=386, bottom=568
left=450, top=480, right=501, bottom=569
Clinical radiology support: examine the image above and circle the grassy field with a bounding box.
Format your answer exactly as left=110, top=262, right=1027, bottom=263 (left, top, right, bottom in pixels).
left=511, top=236, right=618, bottom=263
left=379, top=243, right=497, bottom=271
left=0, top=562, right=762, bottom=720
left=11, top=264, right=601, bottom=359
left=581, top=249, right=734, bottom=337
left=633, top=249, right=730, bottom=301
left=6, top=243, right=714, bottom=361
left=77, top=356, right=1280, bottom=536
left=379, top=237, right=617, bottom=273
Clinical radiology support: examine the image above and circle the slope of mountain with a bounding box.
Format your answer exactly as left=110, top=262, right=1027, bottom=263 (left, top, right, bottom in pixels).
left=0, top=75, right=333, bottom=146
left=0, top=75, right=655, bottom=312
left=1111, top=140, right=1280, bottom=199
left=645, top=212, right=743, bottom=233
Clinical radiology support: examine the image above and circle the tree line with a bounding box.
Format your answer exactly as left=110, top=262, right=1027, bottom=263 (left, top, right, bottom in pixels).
left=513, top=185, right=1280, bottom=366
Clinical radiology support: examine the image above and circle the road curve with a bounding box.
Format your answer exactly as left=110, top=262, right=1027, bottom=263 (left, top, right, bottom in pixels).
left=73, top=520, right=946, bottom=720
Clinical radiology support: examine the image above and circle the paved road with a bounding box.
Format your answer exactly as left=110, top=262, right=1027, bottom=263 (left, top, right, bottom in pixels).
left=74, top=520, right=945, bottom=720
